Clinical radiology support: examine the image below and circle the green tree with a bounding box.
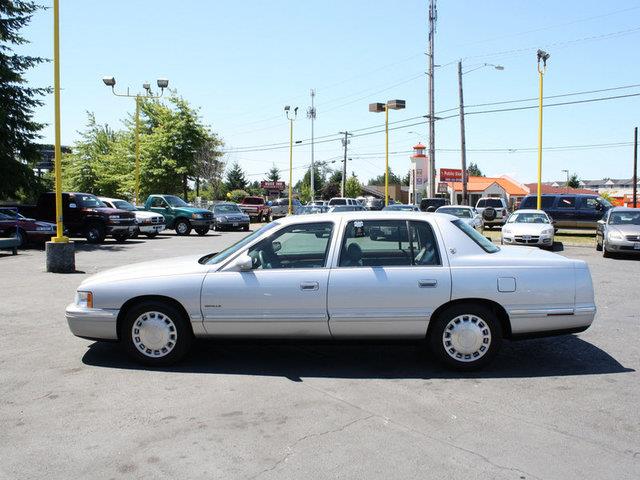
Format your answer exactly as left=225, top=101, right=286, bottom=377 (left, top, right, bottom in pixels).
left=320, top=182, right=340, bottom=200
left=402, top=170, right=411, bottom=186
left=345, top=174, right=362, bottom=198
left=368, top=168, right=401, bottom=186
left=267, top=165, right=281, bottom=182
left=227, top=189, right=249, bottom=203
left=300, top=164, right=326, bottom=195
left=467, top=162, right=483, bottom=177
left=0, top=1, right=49, bottom=200
left=329, top=170, right=343, bottom=185
left=225, top=161, right=248, bottom=190
left=194, top=138, right=225, bottom=197
left=567, top=173, right=581, bottom=189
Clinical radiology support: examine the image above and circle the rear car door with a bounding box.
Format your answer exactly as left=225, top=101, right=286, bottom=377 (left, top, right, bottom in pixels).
left=327, top=218, right=451, bottom=338
left=201, top=221, right=335, bottom=337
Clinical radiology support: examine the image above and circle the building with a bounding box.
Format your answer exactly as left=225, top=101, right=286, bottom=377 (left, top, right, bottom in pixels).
left=445, top=175, right=529, bottom=208
left=542, top=178, right=639, bottom=206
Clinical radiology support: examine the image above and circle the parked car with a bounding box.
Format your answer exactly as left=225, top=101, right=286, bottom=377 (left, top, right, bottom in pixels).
left=66, top=211, right=595, bottom=371
left=596, top=207, right=640, bottom=257
left=501, top=209, right=554, bottom=248
left=10, top=192, right=136, bottom=243
left=0, top=207, right=56, bottom=247
left=296, top=205, right=329, bottom=215
left=435, top=206, right=483, bottom=231
left=270, top=197, right=302, bottom=218
left=99, top=197, right=165, bottom=238
left=239, top=196, right=273, bottom=223
left=475, top=197, right=509, bottom=229
left=420, top=197, right=450, bottom=212
left=328, top=205, right=366, bottom=212
left=328, top=197, right=359, bottom=206
left=382, top=204, right=420, bottom=212
left=142, top=195, right=213, bottom=236
left=363, top=197, right=384, bottom=211
left=308, top=200, right=327, bottom=207
left=518, top=194, right=612, bottom=229
left=210, top=202, right=250, bottom=231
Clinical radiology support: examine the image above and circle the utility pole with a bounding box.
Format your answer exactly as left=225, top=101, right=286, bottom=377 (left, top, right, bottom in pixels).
left=457, top=60, right=467, bottom=205
left=307, top=89, right=316, bottom=200
left=339, top=131, right=352, bottom=197
left=633, top=127, right=638, bottom=208
left=427, top=0, right=437, bottom=198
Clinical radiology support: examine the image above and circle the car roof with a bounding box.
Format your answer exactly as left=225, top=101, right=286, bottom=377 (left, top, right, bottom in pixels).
left=512, top=209, right=547, bottom=214
left=274, top=210, right=454, bottom=226
left=610, top=207, right=639, bottom=211
left=437, top=205, right=472, bottom=209
left=97, top=196, right=122, bottom=202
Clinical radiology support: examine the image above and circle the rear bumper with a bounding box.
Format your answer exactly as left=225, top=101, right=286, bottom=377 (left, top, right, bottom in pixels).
left=66, top=303, right=119, bottom=340
left=508, top=305, right=596, bottom=336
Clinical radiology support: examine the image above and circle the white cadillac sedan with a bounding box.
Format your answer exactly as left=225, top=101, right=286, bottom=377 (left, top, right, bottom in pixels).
left=501, top=209, right=555, bottom=248
left=66, top=212, right=596, bottom=370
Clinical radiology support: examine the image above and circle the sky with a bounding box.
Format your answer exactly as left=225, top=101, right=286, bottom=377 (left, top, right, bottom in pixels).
left=20, top=0, right=640, bottom=187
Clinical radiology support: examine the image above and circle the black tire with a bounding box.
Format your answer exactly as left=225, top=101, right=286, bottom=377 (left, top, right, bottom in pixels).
left=595, top=236, right=602, bottom=251
left=602, top=240, right=612, bottom=258
left=211, top=223, right=218, bottom=231
left=266, top=212, right=273, bottom=222
left=428, top=303, right=502, bottom=371
left=175, top=219, right=192, bottom=236
left=145, top=232, right=158, bottom=238
left=121, top=300, right=192, bottom=366
left=195, top=227, right=208, bottom=236
left=85, top=222, right=106, bottom=244
left=113, top=232, right=129, bottom=243
left=482, top=207, right=497, bottom=222
left=257, top=213, right=263, bottom=223
left=243, top=225, right=249, bottom=231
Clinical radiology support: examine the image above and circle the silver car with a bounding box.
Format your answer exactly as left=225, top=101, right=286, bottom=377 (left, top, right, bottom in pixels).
left=596, top=207, right=640, bottom=257
left=270, top=198, right=302, bottom=218
left=66, top=211, right=595, bottom=371
left=436, top=206, right=483, bottom=231
left=501, top=209, right=555, bottom=248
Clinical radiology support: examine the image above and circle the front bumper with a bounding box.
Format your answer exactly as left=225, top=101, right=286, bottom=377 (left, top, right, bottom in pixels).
left=216, top=219, right=250, bottom=228
left=606, top=238, right=640, bottom=253
left=107, top=224, right=137, bottom=236
left=190, top=219, right=213, bottom=228
left=66, top=303, right=119, bottom=341
left=503, top=234, right=554, bottom=247
left=138, top=223, right=166, bottom=234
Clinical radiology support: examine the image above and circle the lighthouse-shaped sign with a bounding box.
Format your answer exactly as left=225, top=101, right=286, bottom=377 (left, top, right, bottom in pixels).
left=409, top=143, right=428, bottom=204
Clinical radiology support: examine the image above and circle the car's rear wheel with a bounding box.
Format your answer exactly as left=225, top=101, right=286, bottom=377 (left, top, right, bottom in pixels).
left=428, top=303, right=501, bottom=371
left=175, top=219, right=191, bottom=236
left=122, top=301, right=192, bottom=366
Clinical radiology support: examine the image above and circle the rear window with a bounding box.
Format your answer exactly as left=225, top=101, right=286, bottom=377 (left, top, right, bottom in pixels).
left=330, top=198, right=347, bottom=205
left=243, top=197, right=264, bottom=205
left=477, top=198, right=503, bottom=208
left=453, top=219, right=499, bottom=253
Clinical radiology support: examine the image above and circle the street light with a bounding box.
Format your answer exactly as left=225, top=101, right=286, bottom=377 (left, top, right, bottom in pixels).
left=102, top=76, right=169, bottom=204
left=369, top=99, right=406, bottom=205
left=285, top=106, right=298, bottom=215
left=561, top=169, right=569, bottom=189
left=458, top=61, right=504, bottom=205
left=536, top=49, right=550, bottom=209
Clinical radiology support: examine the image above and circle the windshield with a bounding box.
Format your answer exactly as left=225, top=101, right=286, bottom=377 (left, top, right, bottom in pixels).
left=453, top=219, right=499, bottom=253
left=477, top=198, right=503, bottom=208
left=204, top=223, right=278, bottom=265
left=437, top=207, right=472, bottom=218
left=215, top=204, right=242, bottom=214
left=383, top=205, right=414, bottom=211
left=165, top=195, right=189, bottom=207
left=76, top=194, right=106, bottom=208
left=0, top=209, right=23, bottom=219
left=507, top=212, right=549, bottom=224
left=113, top=200, right=136, bottom=211
left=609, top=211, right=640, bottom=225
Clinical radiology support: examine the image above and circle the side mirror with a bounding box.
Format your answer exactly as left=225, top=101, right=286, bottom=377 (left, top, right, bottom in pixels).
left=595, top=203, right=603, bottom=211
left=234, top=254, right=253, bottom=271
left=597, top=219, right=605, bottom=225
left=272, top=241, right=282, bottom=253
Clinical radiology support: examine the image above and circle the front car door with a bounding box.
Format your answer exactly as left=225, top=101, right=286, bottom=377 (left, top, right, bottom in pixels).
left=200, top=221, right=336, bottom=337
left=149, top=197, right=173, bottom=225
left=552, top=196, right=577, bottom=228
left=327, top=218, right=451, bottom=338
left=575, top=196, right=603, bottom=228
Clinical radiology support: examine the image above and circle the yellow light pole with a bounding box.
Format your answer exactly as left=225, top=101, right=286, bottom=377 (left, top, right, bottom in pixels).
left=102, top=77, right=169, bottom=204
left=369, top=100, right=406, bottom=205
left=536, top=50, right=550, bottom=210
left=284, top=106, right=298, bottom=215
left=51, top=0, right=67, bottom=243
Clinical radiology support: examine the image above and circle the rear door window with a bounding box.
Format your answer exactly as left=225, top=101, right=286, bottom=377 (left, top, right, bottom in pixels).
left=557, top=197, right=576, bottom=209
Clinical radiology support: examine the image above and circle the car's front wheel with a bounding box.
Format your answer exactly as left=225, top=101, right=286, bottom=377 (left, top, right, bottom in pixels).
left=122, top=301, right=192, bottom=366
left=195, top=227, right=209, bottom=236
left=175, top=219, right=192, bottom=236
left=428, top=303, right=501, bottom=371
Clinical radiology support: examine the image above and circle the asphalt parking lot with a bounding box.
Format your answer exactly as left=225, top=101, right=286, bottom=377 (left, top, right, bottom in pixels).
left=1, top=230, right=639, bottom=479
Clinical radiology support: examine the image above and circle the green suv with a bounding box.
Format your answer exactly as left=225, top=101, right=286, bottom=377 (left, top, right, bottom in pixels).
left=142, top=195, right=213, bottom=236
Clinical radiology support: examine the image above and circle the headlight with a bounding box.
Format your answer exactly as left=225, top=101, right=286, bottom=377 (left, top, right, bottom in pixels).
left=218, top=216, right=227, bottom=222
left=192, top=213, right=203, bottom=219
left=75, top=291, right=93, bottom=308
left=36, top=225, right=53, bottom=231
left=608, top=231, right=622, bottom=240
left=502, top=229, right=511, bottom=235
left=542, top=228, right=553, bottom=235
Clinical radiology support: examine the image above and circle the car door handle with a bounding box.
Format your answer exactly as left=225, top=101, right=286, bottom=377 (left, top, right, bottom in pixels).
left=300, top=281, right=319, bottom=291
left=418, top=279, right=438, bottom=288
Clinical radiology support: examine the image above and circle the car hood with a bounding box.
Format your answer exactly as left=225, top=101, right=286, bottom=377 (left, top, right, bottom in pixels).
left=90, top=207, right=136, bottom=218
left=134, top=210, right=164, bottom=220
left=80, top=254, right=207, bottom=287
left=503, top=223, right=552, bottom=235
left=173, top=206, right=210, bottom=214
left=609, top=225, right=640, bottom=236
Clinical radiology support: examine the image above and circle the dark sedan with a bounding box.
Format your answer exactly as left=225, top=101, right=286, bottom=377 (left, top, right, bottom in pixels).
left=0, top=207, right=56, bottom=247
left=211, top=202, right=250, bottom=231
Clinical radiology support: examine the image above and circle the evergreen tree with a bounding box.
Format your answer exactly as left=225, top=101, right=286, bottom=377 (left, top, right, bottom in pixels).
left=267, top=165, right=280, bottom=182
left=467, top=162, right=484, bottom=177
left=329, top=170, right=343, bottom=185
left=225, top=161, right=248, bottom=190
left=367, top=168, right=401, bottom=186
left=567, top=173, right=581, bottom=189
left=0, top=1, right=49, bottom=200
left=345, top=174, right=362, bottom=198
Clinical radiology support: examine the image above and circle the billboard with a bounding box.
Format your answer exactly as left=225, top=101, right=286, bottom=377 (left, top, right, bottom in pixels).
left=439, top=168, right=463, bottom=182
left=260, top=180, right=285, bottom=190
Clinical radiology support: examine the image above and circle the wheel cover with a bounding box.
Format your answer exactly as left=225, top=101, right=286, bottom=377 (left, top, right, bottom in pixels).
left=177, top=222, right=188, bottom=234
left=442, top=314, right=492, bottom=363
left=131, top=311, right=177, bottom=358
left=88, top=228, right=99, bottom=240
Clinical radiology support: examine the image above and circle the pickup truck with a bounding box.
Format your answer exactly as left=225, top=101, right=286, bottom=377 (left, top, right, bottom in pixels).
left=239, top=196, right=272, bottom=223
left=11, top=192, right=136, bottom=243
left=142, top=194, right=213, bottom=236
